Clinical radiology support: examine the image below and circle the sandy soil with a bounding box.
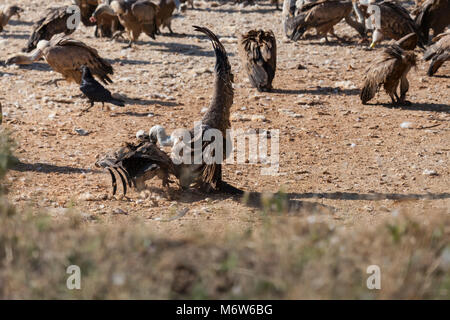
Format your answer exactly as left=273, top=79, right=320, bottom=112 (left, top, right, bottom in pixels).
left=0, top=0, right=449, bottom=237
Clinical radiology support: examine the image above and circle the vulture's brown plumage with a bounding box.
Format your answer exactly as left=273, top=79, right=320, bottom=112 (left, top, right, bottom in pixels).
left=238, top=29, right=277, bottom=92
left=360, top=34, right=417, bottom=105
left=414, top=0, right=450, bottom=43
left=7, top=35, right=113, bottom=85
left=72, top=0, right=99, bottom=27
left=25, top=6, right=77, bottom=53
left=283, top=0, right=366, bottom=42
left=0, top=5, right=22, bottom=32
left=90, top=3, right=124, bottom=38
left=110, top=0, right=159, bottom=46
left=156, top=0, right=176, bottom=34
left=167, top=26, right=235, bottom=192
left=423, top=31, right=450, bottom=76
left=358, top=0, right=425, bottom=48
left=95, top=139, right=177, bottom=195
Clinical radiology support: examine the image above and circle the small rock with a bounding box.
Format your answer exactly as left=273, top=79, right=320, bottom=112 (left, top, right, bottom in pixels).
left=74, top=128, right=89, bottom=136
left=113, top=208, right=128, bottom=215
left=400, top=121, right=414, bottom=129
left=422, top=169, right=438, bottom=176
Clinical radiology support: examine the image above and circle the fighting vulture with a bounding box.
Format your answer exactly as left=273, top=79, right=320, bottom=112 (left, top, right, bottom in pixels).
left=95, top=138, right=178, bottom=196
left=90, top=3, right=124, bottom=38
left=72, top=0, right=99, bottom=27
left=0, top=5, right=23, bottom=32
left=423, top=31, right=450, bottom=76
left=414, top=0, right=450, bottom=43
left=238, top=29, right=277, bottom=92
left=156, top=0, right=176, bottom=34
left=25, top=6, right=77, bottom=53
left=6, top=34, right=113, bottom=85
left=356, top=0, right=425, bottom=48
left=110, top=0, right=159, bottom=47
left=360, top=33, right=417, bottom=105
left=282, top=0, right=366, bottom=42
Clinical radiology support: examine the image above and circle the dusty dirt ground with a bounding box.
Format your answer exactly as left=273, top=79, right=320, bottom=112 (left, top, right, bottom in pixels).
left=0, top=0, right=449, bottom=239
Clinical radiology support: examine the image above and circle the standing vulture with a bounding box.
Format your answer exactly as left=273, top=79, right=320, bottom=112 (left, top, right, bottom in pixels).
left=90, top=3, right=124, bottom=38
left=110, top=0, right=159, bottom=47
left=6, top=34, right=113, bottom=85
left=25, top=6, right=77, bottom=53
left=72, top=0, right=99, bottom=27
left=423, top=31, right=450, bottom=76
left=95, top=138, right=178, bottom=196
left=360, top=34, right=417, bottom=105
left=0, top=5, right=23, bottom=32
left=156, top=0, right=176, bottom=35
left=238, top=29, right=277, bottom=92
left=282, top=0, right=366, bottom=42
left=414, top=0, right=450, bottom=43
left=357, top=0, right=425, bottom=48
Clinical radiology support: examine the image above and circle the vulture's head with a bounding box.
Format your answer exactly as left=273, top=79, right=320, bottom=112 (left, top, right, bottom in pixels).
left=150, top=125, right=173, bottom=146
left=6, top=5, right=23, bottom=19
left=90, top=3, right=116, bottom=23
left=403, top=51, right=417, bottom=68
left=5, top=41, right=47, bottom=65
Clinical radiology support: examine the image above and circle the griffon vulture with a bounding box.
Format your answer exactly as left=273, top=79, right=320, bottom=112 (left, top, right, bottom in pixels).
left=282, top=0, right=366, bottom=42
left=90, top=3, right=124, bottom=38
left=110, top=0, right=159, bottom=47
left=6, top=35, right=113, bottom=85
left=414, top=0, right=450, bottom=43
left=25, top=6, right=77, bottom=53
left=0, top=5, right=23, bottom=32
left=360, top=33, right=417, bottom=105
left=238, top=29, right=277, bottom=92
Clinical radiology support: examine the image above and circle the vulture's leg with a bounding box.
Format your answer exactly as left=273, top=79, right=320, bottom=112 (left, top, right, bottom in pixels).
left=399, top=74, right=411, bottom=105
left=94, top=26, right=99, bottom=38
left=112, top=30, right=125, bottom=41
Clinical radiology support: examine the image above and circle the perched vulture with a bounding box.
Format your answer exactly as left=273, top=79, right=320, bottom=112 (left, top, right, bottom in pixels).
left=282, top=0, right=366, bottom=42
left=423, top=31, right=450, bottom=76
left=0, top=5, right=23, bottom=32
left=238, top=29, right=277, bottom=92
left=156, top=0, right=176, bottom=34
left=90, top=3, right=124, bottom=38
left=6, top=35, right=113, bottom=85
left=95, top=138, right=178, bottom=195
left=110, top=0, right=159, bottom=47
left=360, top=34, right=417, bottom=105
left=72, top=0, right=99, bottom=27
left=414, top=0, right=450, bottom=43
left=357, top=0, right=425, bottom=48
left=25, top=6, right=77, bottom=53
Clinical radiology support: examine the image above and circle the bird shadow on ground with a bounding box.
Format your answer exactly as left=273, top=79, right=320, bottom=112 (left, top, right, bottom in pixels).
left=111, top=58, right=151, bottom=66
left=12, top=161, right=101, bottom=174
left=8, top=62, right=52, bottom=71
left=8, top=19, right=34, bottom=26
left=120, top=96, right=179, bottom=107
left=164, top=187, right=336, bottom=215
left=433, top=74, right=449, bottom=79
left=370, top=102, right=450, bottom=113
left=0, top=32, right=29, bottom=40
left=272, top=87, right=360, bottom=96
left=149, top=41, right=235, bottom=57
left=288, top=191, right=450, bottom=201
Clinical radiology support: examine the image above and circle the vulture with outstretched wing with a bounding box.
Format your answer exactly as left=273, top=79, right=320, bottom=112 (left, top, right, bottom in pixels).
left=238, top=29, right=277, bottom=92
left=7, top=34, right=113, bottom=85
left=96, top=139, right=178, bottom=196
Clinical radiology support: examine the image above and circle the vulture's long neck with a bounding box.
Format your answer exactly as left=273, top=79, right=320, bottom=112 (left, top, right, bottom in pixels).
left=11, top=48, right=44, bottom=65
left=201, top=44, right=234, bottom=133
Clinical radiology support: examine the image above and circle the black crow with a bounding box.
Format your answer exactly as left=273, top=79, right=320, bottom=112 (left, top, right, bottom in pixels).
left=79, top=65, right=125, bottom=112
